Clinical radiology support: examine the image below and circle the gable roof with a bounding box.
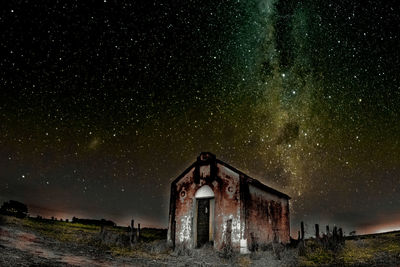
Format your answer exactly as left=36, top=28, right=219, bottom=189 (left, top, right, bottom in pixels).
left=171, top=152, right=290, bottom=200
left=215, top=158, right=290, bottom=200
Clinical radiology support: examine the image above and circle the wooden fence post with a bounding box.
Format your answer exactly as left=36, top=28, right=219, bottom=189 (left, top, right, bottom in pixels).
left=333, top=226, right=338, bottom=243
left=315, top=224, right=319, bottom=239
left=137, top=223, right=141, bottom=241
left=338, top=228, right=343, bottom=238
left=130, top=219, right=136, bottom=244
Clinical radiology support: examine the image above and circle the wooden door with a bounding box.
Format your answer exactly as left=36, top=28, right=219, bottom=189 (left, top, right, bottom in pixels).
left=197, top=198, right=210, bottom=247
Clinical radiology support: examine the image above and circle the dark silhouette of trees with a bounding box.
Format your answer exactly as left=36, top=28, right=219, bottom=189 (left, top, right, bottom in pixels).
left=0, top=200, right=28, bottom=218
left=72, top=216, right=116, bottom=226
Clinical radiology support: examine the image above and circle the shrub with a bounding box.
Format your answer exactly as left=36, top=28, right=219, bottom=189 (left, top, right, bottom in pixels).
left=0, top=200, right=28, bottom=218
left=172, top=243, right=193, bottom=256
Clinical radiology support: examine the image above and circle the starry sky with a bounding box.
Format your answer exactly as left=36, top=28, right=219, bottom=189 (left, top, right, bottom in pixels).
left=1, top=0, right=399, bottom=235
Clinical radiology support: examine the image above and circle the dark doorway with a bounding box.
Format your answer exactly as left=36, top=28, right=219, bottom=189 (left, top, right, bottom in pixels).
left=197, top=198, right=210, bottom=247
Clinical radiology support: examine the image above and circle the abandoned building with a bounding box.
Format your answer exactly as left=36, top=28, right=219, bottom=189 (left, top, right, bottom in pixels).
left=167, top=152, right=290, bottom=253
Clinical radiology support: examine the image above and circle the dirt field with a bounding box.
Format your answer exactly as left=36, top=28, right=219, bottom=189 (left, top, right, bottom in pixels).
left=1, top=215, right=400, bottom=266
left=0, top=223, right=169, bottom=266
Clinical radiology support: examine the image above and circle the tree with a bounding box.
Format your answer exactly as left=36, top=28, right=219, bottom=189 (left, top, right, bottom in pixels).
left=0, top=200, right=28, bottom=218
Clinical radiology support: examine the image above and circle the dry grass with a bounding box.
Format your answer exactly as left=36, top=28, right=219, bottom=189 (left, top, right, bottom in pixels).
left=340, top=233, right=400, bottom=266
left=20, top=217, right=102, bottom=246
left=298, top=232, right=400, bottom=266
left=237, top=255, right=252, bottom=267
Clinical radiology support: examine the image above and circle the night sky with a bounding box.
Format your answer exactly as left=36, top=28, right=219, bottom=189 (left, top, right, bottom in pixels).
left=1, top=0, right=399, bottom=235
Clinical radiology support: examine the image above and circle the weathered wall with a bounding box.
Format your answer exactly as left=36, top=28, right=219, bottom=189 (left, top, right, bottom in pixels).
left=245, top=185, right=290, bottom=250
left=213, top=163, right=241, bottom=250
left=173, top=166, right=196, bottom=249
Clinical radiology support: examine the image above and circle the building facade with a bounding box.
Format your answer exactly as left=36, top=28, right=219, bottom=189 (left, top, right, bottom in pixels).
left=167, top=152, right=290, bottom=253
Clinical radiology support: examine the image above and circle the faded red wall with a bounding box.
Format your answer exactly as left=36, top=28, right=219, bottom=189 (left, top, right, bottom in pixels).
left=245, top=185, right=290, bottom=249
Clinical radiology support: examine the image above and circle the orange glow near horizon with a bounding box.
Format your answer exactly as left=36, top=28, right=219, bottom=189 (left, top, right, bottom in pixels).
left=28, top=206, right=165, bottom=228
left=358, top=221, right=400, bottom=235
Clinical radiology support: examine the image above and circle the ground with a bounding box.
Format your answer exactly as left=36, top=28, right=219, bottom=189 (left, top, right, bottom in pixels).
left=1, top=215, right=400, bottom=266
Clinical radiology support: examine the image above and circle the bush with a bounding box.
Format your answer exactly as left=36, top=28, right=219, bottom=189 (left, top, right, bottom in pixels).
left=143, top=240, right=170, bottom=254
left=99, top=229, right=130, bottom=247
left=0, top=200, right=28, bottom=218
left=172, top=243, right=193, bottom=256
left=218, top=243, right=234, bottom=259
left=249, top=243, right=298, bottom=267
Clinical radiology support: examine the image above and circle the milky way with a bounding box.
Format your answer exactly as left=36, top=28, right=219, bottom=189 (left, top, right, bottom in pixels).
left=1, top=0, right=399, bottom=234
